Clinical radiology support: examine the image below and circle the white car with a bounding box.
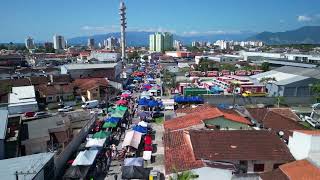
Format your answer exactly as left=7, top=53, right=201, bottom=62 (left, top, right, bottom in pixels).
left=58, top=106, right=73, bottom=112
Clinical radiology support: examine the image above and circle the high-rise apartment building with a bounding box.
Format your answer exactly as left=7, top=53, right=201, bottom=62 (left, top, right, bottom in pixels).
left=25, top=37, right=35, bottom=49
left=105, top=37, right=119, bottom=50
left=87, top=38, right=95, bottom=49
left=53, top=35, right=66, bottom=50
left=149, top=32, right=173, bottom=52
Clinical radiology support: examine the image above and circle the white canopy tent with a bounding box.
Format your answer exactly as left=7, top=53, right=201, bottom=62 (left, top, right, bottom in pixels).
left=122, top=130, right=143, bottom=149
left=85, top=138, right=106, bottom=148
left=72, top=150, right=98, bottom=166
left=124, top=157, right=144, bottom=167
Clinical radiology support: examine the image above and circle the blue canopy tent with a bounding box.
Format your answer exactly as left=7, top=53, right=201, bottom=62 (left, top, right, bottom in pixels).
left=147, top=100, right=158, bottom=108
left=104, top=117, right=121, bottom=124
left=138, top=98, right=149, bottom=106
left=133, top=125, right=148, bottom=134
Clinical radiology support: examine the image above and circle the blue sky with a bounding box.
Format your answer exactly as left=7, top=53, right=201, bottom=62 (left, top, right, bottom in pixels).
left=1, top=0, right=320, bottom=42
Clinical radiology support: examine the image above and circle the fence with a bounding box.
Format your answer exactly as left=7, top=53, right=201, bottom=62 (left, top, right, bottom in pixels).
left=54, top=113, right=97, bottom=178
left=202, top=95, right=316, bottom=106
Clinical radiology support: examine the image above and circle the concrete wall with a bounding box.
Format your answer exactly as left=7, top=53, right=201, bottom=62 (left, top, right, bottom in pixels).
left=54, top=113, right=96, bottom=178
left=203, top=95, right=316, bottom=106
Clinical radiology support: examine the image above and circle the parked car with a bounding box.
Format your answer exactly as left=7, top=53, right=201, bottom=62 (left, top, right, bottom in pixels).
left=58, top=106, right=73, bottom=112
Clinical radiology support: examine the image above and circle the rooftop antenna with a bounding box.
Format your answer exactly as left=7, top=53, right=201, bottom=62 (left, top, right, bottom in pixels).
left=119, top=0, right=127, bottom=64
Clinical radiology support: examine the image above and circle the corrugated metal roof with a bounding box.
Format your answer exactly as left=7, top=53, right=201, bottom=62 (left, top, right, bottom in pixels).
left=0, top=152, right=54, bottom=180
left=275, top=66, right=320, bottom=79
left=63, top=63, right=118, bottom=70
left=0, top=110, right=8, bottom=140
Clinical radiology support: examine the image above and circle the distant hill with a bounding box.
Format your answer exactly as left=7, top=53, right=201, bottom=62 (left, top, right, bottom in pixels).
left=247, top=26, right=320, bottom=45
left=67, top=31, right=256, bottom=46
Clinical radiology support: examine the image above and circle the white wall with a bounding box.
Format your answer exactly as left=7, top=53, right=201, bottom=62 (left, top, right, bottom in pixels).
left=288, top=132, right=312, bottom=160
left=193, top=167, right=233, bottom=180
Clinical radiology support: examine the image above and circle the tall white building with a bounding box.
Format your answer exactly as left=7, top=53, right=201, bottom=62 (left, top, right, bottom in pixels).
left=53, top=35, right=66, bottom=50
left=87, top=38, right=95, bottom=49
left=25, top=37, right=35, bottom=49
left=105, top=37, right=119, bottom=50
left=174, top=40, right=182, bottom=50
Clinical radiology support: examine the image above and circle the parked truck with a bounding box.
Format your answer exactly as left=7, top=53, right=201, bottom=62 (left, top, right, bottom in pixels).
left=81, top=100, right=99, bottom=109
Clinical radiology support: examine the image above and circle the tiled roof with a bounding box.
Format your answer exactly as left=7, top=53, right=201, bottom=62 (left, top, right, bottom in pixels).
left=247, top=108, right=306, bottom=140
left=189, top=130, right=295, bottom=161
left=223, top=113, right=252, bottom=125
left=73, top=78, right=108, bottom=91
left=163, top=130, right=204, bottom=174
left=279, top=160, right=320, bottom=180
left=36, top=84, right=74, bottom=96
left=293, top=130, right=320, bottom=136
left=165, top=106, right=251, bottom=130
left=164, top=107, right=224, bottom=131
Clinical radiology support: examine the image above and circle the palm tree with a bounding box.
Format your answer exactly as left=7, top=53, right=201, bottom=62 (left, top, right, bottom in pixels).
left=170, top=170, right=199, bottom=180
left=230, top=81, right=241, bottom=107
left=259, top=77, right=277, bottom=84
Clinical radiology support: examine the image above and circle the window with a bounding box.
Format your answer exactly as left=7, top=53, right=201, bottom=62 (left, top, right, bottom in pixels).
left=254, top=164, right=265, bottom=172
left=273, top=163, right=282, bottom=169
left=48, top=96, right=53, bottom=100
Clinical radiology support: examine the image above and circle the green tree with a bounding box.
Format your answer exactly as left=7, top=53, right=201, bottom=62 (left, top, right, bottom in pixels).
left=170, top=170, right=198, bottom=180
left=312, top=83, right=320, bottom=102
left=259, top=77, right=277, bottom=84
left=142, top=55, right=148, bottom=61
left=261, top=62, right=270, bottom=72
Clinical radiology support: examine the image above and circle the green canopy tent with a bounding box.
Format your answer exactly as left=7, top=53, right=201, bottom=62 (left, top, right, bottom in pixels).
left=103, top=122, right=118, bottom=128
left=111, top=110, right=125, bottom=118
left=93, top=131, right=112, bottom=139
left=107, top=107, right=115, bottom=113
left=116, top=106, right=128, bottom=112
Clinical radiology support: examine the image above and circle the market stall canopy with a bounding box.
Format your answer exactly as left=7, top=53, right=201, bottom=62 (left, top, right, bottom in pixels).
left=133, top=125, right=148, bottom=134
left=138, top=98, right=149, bottom=106
left=138, top=111, right=150, bottom=119
left=138, top=121, right=148, bottom=128
left=93, top=131, right=111, bottom=139
left=121, top=94, right=130, bottom=98
left=72, top=150, right=98, bottom=166
left=105, top=117, right=121, bottom=123
left=116, top=106, right=128, bottom=111
left=111, top=110, right=126, bottom=118
left=122, top=166, right=150, bottom=179
left=124, top=157, right=144, bottom=167
left=116, top=99, right=128, bottom=105
left=103, top=122, right=118, bottom=128
left=85, top=138, right=106, bottom=148
left=122, top=130, right=143, bottom=149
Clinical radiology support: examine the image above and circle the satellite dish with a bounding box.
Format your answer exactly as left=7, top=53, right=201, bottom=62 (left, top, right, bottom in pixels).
left=278, top=131, right=284, bottom=136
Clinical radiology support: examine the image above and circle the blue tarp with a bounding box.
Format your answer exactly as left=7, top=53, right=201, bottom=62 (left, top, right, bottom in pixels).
left=210, top=86, right=224, bottom=94
left=174, top=96, right=204, bottom=104
left=105, top=117, right=121, bottom=123
left=133, top=125, right=148, bottom=134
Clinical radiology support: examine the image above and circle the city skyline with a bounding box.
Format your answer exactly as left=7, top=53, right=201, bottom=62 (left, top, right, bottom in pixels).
left=1, top=0, right=320, bottom=42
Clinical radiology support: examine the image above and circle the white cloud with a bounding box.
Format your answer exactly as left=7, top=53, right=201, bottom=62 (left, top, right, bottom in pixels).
left=181, top=30, right=251, bottom=36
left=81, top=25, right=118, bottom=32
left=298, top=15, right=312, bottom=22
left=81, top=25, right=176, bottom=34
